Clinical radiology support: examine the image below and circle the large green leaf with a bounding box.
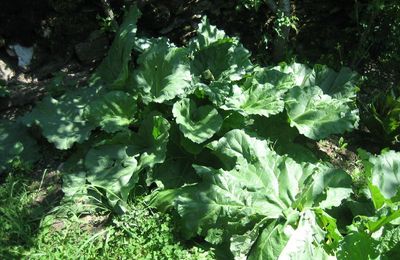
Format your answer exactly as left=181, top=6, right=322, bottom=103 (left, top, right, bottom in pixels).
left=170, top=129, right=320, bottom=237
left=369, top=150, right=400, bottom=200
left=303, top=65, right=359, bottom=100
left=86, top=91, right=137, bottom=133
left=274, top=62, right=313, bottom=87
left=172, top=98, right=223, bottom=143
left=21, top=87, right=100, bottom=150
left=285, top=85, right=358, bottom=140
left=205, top=68, right=293, bottom=117
left=275, top=63, right=359, bottom=140
left=206, top=129, right=271, bottom=169
left=0, top=120, right=40, bottom=172
left=188, top=16, right=226, bottom=50
left=248, top=210, right=329, bottom=260
left=151, top=130, right=352, bottom=257
left=191, top=39, right=251, bottom=83
left=85, top=144, right=139, bottom=202
left=94, top=5, right=141, bottom=90
left=189, top=17, right=251, bottom=83
left=134, top=38, right=193, bottom=104
left=274, top=63, right=358, bottom=99
left=149, top=157, right=198, bottom=189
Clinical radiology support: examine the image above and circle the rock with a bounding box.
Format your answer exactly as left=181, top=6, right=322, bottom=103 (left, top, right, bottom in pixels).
left=75, top=31, right=109, bottom=64
left=9, top=44, right=34, bottom=71
left=0, top=59, right=15, bottom=82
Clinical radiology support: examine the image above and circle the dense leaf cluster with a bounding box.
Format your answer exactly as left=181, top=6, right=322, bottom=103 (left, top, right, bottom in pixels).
left=1, top=5, right=399, bottom=259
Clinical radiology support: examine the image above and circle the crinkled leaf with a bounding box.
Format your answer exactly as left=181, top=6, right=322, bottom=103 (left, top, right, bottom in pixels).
left=302, top=64, right=359, bottom=100
left=247, top=219, right=290, bottom=260
left=274, top=62, right=313, bottom=87
left=285, top=85, right=358, bottom=140
left=275, top=63, right=359, bottom=99
left=94, top=5, right=141, bottom=90
left=174, top=131, right=319, bottom=237
left=188, top=16, right=226, bottom=50
left=275, top=63, right=359, bottom=140
left=195, top=44, right=251, bottom=84
left=85, top=144, right=139, bottom=202
left=173, top=98, right=223, bottom=143
left=205, top=68, right=293, bottom=117
left=134, top=38, right=192, bottom=104
left=160, top=131, right=351, bottom=249
left=21, top=87, right=100, bottom=150
left=205, top=228, right=224, bottom=245
left=0, top=120, right=40, bottom=172
left=147, top=125, right=200, bottom=189
left=206, top=129, right=271, bottom=169
left=86, top=91, right=137, bottom=133
left=189, top=17, right=251, bottom=83
left=191, top=39, right=251, bottom=82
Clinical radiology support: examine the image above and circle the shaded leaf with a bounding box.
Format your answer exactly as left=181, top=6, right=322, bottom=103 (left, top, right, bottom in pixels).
left=134, top=38, right=192, bottom=104
left=85, top=144, right=139, bottom=202
left=173, top=98, right=223, bottom=143
left=21, top=87, right=100, bottom=150
left=0, top=120, right=40, bottom=172
left=86, top=91, right=137, bottom=133
left=94, top=5, right=141, bottom=90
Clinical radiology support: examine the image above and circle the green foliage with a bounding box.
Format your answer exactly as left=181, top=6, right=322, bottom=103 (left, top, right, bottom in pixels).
left=21, top=87, right=101, bottom=150
left=94, top=5, right=141, bottom=90
left=0, top=120, right=40, bottom=172
left=363, top=87, right=400, bottom=148
left=0, top=173, right=213, bottom=259
left=85, top=91, right=137, bottom=133
left=173, top=98, right=223, bottom=143
left=23, top=204, right=214, bottom=260
left=0, top=171, right=61, bottom=258
left=134, top=38, right=193, bottom=104
left=3, top=4, right=400, bottom=259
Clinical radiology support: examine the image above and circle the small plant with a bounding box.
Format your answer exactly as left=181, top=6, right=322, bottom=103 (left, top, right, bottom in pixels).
left=96, top=14, right=118, bottom=33
left=338, top=136, right=348, bottom=151
left=362, top=86, right=400, bottom=148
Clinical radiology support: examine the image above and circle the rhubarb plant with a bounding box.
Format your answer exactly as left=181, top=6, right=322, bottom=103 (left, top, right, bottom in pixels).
left=1, top=4, right=399, bottom=259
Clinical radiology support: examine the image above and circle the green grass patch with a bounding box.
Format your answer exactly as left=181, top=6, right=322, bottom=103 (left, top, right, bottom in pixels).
left=0, top=172, right=214, bottom=259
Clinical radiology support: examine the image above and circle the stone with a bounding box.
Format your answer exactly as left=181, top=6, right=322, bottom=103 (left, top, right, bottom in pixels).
left=0, top=59, right=15, bottom=82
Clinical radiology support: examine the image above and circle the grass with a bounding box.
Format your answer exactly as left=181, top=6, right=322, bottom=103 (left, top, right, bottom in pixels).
left=0, top=170, right=215, bottom=259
